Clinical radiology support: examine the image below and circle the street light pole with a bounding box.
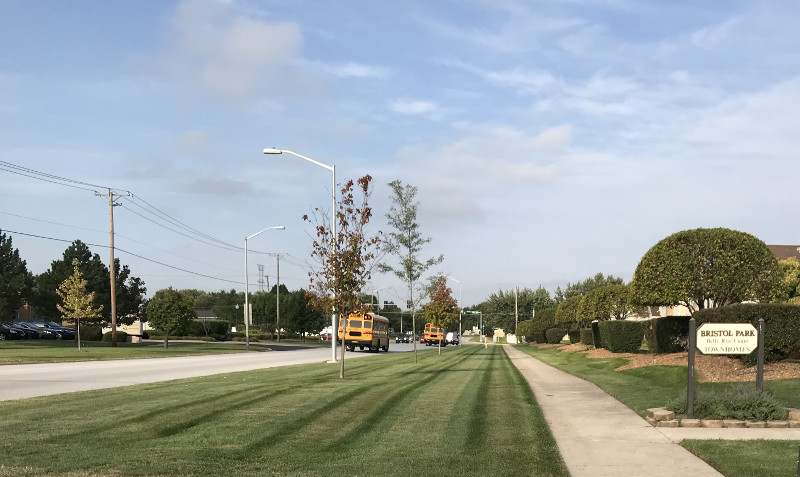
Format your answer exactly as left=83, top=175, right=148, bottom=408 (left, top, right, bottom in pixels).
left=244, top=226, right=285, bottom=351
left=371, top=286, right=389, bottom=313
left=444, top=275, right=462, bottom=346
left=264, top=148, right=338, bottom=362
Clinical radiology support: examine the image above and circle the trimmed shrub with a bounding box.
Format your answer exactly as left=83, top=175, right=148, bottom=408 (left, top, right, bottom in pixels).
left=545, top=328, right=567, bottom=344
left=694, top=303, right=800, bottom=365
left=591, top=321, right=601, bottom=348
left=80, top=325, right=103, bottom=341
left=567, top=327, right=581, bottom=344
left=579, top=328, right=594, bottom=346
left=666, top=385, right=786, bottom=421
left=642, top=316, right=690, bottom=354
left=598, top=320, right=642, bottom=353
left=102, top=331, right=128, bottom=343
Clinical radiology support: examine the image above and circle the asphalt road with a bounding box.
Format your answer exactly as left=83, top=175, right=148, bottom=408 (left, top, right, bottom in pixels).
left=0, top=340, right=448, bottom=402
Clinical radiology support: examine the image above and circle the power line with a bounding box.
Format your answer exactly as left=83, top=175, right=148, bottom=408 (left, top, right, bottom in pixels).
left=0, top=209, right=241, bottom=274
left=3, top=228, right=240, bottom=284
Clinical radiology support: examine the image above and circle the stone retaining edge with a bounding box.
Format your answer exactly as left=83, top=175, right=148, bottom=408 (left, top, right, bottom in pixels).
left=646, top=407, right=800, bottom=428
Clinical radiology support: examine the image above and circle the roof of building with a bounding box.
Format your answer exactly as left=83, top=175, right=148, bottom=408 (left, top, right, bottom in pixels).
left=767, top=245, right=800, bottom=261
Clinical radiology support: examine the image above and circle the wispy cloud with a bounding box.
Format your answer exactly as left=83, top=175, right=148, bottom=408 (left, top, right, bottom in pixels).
left=390, top=98, right=440, bottom=117
left=160, top=0, right=302, bottom=103
left=323, top=62, right=389, bottom=79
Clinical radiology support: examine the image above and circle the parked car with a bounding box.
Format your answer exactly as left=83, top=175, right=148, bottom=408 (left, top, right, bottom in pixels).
left=0, top=322, right=25, bottom=340
left=14, top=321, right=58, bottom=339
left=446, top=332, right=460, bottom=345
left=419, top=336, right=425, bottom=344
left=39, top=321, right=76, bottom=339
left=319, top=332, right=332, bottom=341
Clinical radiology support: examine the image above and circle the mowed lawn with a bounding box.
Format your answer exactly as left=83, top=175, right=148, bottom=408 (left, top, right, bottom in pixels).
left=0, top=345, right=568, bottom=477
left=0, top=340, right=269, bottom=364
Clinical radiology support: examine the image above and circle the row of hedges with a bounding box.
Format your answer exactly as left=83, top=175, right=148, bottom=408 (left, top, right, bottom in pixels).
left=598, top=320, right=642, bottom=353
left=694, top=303, right=800, bottom=365
left=643, top=316, right=690, bottom=354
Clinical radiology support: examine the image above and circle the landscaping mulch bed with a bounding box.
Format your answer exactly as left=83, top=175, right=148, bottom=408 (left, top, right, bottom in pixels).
left=547, top=344, right=800, bottom=383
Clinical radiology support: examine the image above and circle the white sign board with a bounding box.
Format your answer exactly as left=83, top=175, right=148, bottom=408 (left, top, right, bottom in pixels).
left=696, top=323, right=758, bottom=355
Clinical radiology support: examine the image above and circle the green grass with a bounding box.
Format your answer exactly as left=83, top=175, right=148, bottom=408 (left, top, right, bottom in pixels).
left=0, top=345, right=568, bottom=477
left=517, top=345, right=800, bottom=477
left=516, top=345, right=800, bottom=415
left=681, top=440, right=800, bottom=477
left=0, top=340, right=270, bottom=364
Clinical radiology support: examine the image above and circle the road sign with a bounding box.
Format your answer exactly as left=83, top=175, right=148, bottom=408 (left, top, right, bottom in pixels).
left=696, top=323, right=758, bottom=355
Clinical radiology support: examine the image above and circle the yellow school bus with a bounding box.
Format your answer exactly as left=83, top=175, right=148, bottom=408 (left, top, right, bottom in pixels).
left=338, top=312, right=390, bottom=352
left=423, top=322, right=446, bottom=346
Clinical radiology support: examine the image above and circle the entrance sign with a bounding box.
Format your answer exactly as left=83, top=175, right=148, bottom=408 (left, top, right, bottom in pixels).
left=696, top=323, right=758, bottom=355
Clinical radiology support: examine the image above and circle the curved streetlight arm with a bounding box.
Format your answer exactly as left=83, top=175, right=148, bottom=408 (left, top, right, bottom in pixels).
left=247, top=225, right=285, bottom=241
left=264, top=149, right=334, bottom=172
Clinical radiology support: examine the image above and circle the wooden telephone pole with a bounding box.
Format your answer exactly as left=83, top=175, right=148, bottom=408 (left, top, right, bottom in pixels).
left=96, top=189, right=129, bottom=347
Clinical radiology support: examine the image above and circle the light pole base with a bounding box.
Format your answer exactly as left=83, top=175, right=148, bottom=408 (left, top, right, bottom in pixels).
left=326, top=360, right=339, bottom=364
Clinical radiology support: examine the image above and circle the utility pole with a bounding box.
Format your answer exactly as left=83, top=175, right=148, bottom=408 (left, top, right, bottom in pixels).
left=96, top=188, right=130, bottom=347
left=514, top=287, right=519, bottom=332
left=268, top=253, right=286, bottom=342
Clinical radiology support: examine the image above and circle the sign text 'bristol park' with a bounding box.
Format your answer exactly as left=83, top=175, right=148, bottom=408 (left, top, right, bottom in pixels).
left=696, top=323, right=758, bottom=355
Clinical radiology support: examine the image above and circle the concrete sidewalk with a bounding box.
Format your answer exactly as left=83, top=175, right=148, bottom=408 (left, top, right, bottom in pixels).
left=503, top=345, right=724, bottom=477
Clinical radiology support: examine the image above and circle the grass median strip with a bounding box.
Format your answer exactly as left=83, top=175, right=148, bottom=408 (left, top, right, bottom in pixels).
left=0, top=340, right=272, bottom=364
left=0, top=345, right=568, bottom=477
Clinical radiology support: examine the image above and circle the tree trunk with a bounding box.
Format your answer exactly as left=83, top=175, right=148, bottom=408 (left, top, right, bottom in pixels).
left=164, top=334, right=169, bottom=349
left=76, top=319, right=81, bottom=352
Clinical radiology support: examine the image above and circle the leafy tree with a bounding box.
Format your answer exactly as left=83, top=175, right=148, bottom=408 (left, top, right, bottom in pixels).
left=378, top=180, right=443, bottom=363
left=304, top=175, right=381, bottom=379
left=147, top=287, right=196, bottom=349
left=0, top=231, right=33, bottom=319
left=531, top=286, right=556, bottom=314
left=422, top=276, right=458, bottom=355
left=33, top=240, right=145, bottom=324
left=56, top=259, right=103, bottom=350
left=555, top=295, right=582, bottom=326
left=578, top=284, right=636, bottom=325
left=554, top=273, right=624, bottom=304
left=284, top=289, right=326, bottom=342
left=251, top=291, right=277, bottom=334
left=113, top=260, right=147, bottom=324
left=774, top=257, right=800, bottom=302
left=210, top=289, right=245, bottom=327
left=35, top=240, right=108, bottom=321
left=631, top=228, right=780, bottom=313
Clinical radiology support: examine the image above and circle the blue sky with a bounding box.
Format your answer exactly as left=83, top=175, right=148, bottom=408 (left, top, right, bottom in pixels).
left=2, top=0, right=799, bottom=308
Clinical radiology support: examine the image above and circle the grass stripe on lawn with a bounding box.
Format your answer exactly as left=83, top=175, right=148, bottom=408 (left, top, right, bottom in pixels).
left=0, top=345, right=568, bottom=477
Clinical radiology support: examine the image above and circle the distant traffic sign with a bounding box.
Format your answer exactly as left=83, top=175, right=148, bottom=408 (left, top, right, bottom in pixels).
left=696, top=323, right=758, bottom=355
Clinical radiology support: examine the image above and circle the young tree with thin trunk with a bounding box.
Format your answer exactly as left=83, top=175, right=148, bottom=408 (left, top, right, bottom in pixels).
left=304, top=175, right=381, bottom=379
left=56, top=259, right=103, bottom=351
left=378, top=180, right=443, bottom=364
left=422, top=276, right=458, bottom=356
left=146, top=287, right=195, bottom=349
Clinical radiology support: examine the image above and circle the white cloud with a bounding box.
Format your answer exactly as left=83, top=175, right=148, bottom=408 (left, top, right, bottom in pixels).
left=161, top=0, right=302, bottom=102
left=324, top=62, right=388, bottom=79
left=691, top=17, right=742, bottom=49
left=177, top=130, right=211, bottom=153
left=390, top=98, right=440, bottom=116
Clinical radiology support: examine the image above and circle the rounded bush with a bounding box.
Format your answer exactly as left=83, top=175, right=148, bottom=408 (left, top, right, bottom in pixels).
left=545, top=328, right=567, bottom=344
left=80, top=325, right=103, bottom=341
left=579, top=328, right=594, bottom=346
left=666, top=385, right=786, bottom=421
left=567, top=328, right=581, bottom=344
left=102, top=331, right=128, bottom=343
